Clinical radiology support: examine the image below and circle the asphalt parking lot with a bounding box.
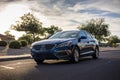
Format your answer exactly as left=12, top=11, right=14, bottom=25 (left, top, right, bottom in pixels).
left=0, top=50, right=120, bottom=80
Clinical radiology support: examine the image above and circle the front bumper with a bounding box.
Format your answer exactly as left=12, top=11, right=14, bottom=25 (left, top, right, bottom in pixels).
left=31, top=47, right=72, bottom=60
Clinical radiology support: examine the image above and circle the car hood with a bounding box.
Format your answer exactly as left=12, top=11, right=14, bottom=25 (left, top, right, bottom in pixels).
left=32, top=38, right=76, bottom=45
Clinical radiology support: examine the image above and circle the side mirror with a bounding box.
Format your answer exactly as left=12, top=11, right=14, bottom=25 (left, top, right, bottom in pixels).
left=78, top=36, right=87, bottom=42
left=80, top=36, right=87, bottom=39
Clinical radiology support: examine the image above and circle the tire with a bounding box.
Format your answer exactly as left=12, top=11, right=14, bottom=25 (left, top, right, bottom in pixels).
left=34, top=58, right=44, bottom=64
left=71, top=47, right=80, bottom=63
left=92, top=48, right=99, bottom=59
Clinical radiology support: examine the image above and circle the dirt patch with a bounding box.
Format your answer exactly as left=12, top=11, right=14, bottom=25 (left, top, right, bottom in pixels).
left=0, top=47, right=30, bottom=56
left=0, top=47, right=7, bottom=56
left=0, top=47, right=6, bottom=51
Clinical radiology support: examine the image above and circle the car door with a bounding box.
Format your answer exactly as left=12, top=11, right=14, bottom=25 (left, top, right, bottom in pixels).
left=85, top=31, right=95, bottom=53
left=77, top=31, right=89, bottom=54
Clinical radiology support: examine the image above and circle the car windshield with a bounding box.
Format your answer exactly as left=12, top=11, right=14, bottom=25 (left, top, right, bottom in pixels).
left=49, top=31, right=79, bottom=39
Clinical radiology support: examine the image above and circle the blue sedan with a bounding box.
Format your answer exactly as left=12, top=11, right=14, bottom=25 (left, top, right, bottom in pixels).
left=31, top=30, right=99, bottom=63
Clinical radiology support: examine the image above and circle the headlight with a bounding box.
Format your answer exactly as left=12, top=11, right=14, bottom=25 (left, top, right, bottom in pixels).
left=56, top=41, right=72, bottom=48
left=30, top=46, right=33, bottom=49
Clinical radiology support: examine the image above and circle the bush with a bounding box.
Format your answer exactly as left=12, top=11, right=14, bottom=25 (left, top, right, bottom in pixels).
left=112, top=43, right=119, bottom=47
left=0, top=41, right=7, bottom=46
left=18, top=34, right=34, bottom=44
left=9, top=41, right=21, bottom=49
left=20, top=40, right=28, bottom=47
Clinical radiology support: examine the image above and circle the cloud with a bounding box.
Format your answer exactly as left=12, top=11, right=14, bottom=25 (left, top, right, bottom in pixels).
left=68, top=0, right=120, bottom=13
left=68, top=2, right=84, bottom=12
left=0, top=0, right=120, bottom=37
left=0, top=0, right=17, bottom=2
left=93, top=0, right=120, bottom=14
left=26, top=0, right=65, bottom=16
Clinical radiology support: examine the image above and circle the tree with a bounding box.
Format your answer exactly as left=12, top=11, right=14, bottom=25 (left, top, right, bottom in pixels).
left=44, top=25, right=62, bottom=38
left=11, top=13, right=45, bottom=42
left=77, top=18, right=110, bottom=43
left=107, top=35, right=120, bottom=47
left=4, top=30, right=15, bottom=40
left=18, top=34, right=34, bottom=44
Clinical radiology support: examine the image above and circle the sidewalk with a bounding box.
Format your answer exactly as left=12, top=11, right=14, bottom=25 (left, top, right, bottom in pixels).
left=99, top=47, right=120, bottom=52
left=0, top=46, right=32, bottom=62
left=0, top=47, right=120, bottom=62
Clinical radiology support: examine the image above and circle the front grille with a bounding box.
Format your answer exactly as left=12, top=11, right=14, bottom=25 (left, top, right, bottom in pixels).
left=45, top=44, right=55, bottom=50
left=56, top=52, right=68, bottom=57
left=39, top=53, right=57, bottom=59
left=33, top=44, right=55, bottom=50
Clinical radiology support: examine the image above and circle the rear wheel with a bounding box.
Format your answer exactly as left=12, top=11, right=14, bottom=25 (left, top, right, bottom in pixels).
left=71, top=47, right=80, bottom=63
left=92, top=48, right=99, bottom=59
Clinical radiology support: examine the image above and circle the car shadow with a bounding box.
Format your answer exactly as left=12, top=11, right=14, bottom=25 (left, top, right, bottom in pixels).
left=34, top=57, right=104, bottom=72
left=35, top=56, right=99, bottom=67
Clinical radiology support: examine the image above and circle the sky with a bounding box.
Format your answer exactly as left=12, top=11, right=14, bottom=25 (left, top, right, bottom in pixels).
left=0, top=0, right=120, bottom=39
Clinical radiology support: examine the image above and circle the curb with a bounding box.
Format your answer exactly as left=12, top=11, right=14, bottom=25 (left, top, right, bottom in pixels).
left=100, top=50, right=120, bottom=52
left=0, top=55, right=32, bottom=62
left=0, top=49, right=120, bottom=62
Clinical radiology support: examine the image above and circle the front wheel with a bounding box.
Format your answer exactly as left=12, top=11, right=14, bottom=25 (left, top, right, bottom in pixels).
left=71, top=47, right=80, bottom=63
left=92, top=48, right=99, bottom=59
left=34, top=58, right=44, bottom=64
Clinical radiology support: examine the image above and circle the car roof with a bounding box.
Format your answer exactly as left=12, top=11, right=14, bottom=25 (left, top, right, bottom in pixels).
left=60, top=30, right=86, bottom=33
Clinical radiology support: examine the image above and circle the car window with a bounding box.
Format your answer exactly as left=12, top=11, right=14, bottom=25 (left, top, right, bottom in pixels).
left=85, top=32, right=93, bottom=40
left=49, top=31, right=79, bottom=39
left=79, top=31, right=86, bottom=37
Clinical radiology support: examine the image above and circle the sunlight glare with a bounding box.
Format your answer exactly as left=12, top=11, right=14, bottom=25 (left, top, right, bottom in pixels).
left=0, top=4, right=30, bottom=36
left=0, top=3, right=52, bottom=39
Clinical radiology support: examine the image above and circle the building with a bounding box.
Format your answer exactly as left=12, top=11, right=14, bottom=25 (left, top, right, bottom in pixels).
left=0, top=34, right=14, bottom=42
